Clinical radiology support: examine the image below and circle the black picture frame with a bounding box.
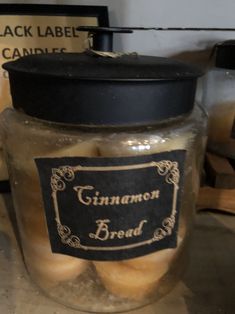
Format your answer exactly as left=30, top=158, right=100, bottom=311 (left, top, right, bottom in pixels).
left=0, top=4, right=109, bottom=27
left=0, top=3, right=109, bottom=193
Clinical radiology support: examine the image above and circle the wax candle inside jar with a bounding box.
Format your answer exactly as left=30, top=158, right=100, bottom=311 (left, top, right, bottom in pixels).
left=4, top=112, right=100, bottom=287
left=207, top=103, right=235, bottom=155
left=93, top=125, right=195, bottom=300
left=208, top=103, right=235, bottom=141
left=202, top=40, right=235, bottom=158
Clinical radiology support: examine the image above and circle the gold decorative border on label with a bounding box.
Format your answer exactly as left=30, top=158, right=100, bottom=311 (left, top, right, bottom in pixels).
left=50, top=160, right=180, bottom=251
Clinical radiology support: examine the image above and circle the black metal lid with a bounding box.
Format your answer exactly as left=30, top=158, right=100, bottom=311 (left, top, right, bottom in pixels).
left=3, top=52, right=202, bottom=126
left=215, top=40, right=235, bottom=69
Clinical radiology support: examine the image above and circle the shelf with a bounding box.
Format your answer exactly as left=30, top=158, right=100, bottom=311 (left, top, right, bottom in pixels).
left=0, top=194, right=235, bottom=314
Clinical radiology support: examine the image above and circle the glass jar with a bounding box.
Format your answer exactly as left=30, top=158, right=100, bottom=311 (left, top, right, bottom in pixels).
left=203, top=40, right=235, bottom=158
left=1, top=53, right=206, bottom=313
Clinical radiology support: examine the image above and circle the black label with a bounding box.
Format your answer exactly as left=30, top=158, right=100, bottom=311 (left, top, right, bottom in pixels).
left=35, top=150, right=186, bottom=261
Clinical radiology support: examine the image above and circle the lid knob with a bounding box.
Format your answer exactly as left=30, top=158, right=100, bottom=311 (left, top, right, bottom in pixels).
left=77, top=26, right=133, bottom=52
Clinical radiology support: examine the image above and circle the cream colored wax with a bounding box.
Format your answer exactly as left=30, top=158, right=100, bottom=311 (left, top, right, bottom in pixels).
left=208, top=103, right=235, bottom=144
left=15, top=139, right=99, bottom=287
left=93, top=132, right=192, bottom=300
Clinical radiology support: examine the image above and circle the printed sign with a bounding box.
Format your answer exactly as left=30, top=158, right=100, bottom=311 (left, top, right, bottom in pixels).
left=0, top=4, right=109, bottom=110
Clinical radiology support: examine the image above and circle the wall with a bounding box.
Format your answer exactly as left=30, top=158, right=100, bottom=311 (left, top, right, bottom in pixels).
left=1, top=0, right=235, bottom=63
left=70, top=0, right=235, bottom=60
